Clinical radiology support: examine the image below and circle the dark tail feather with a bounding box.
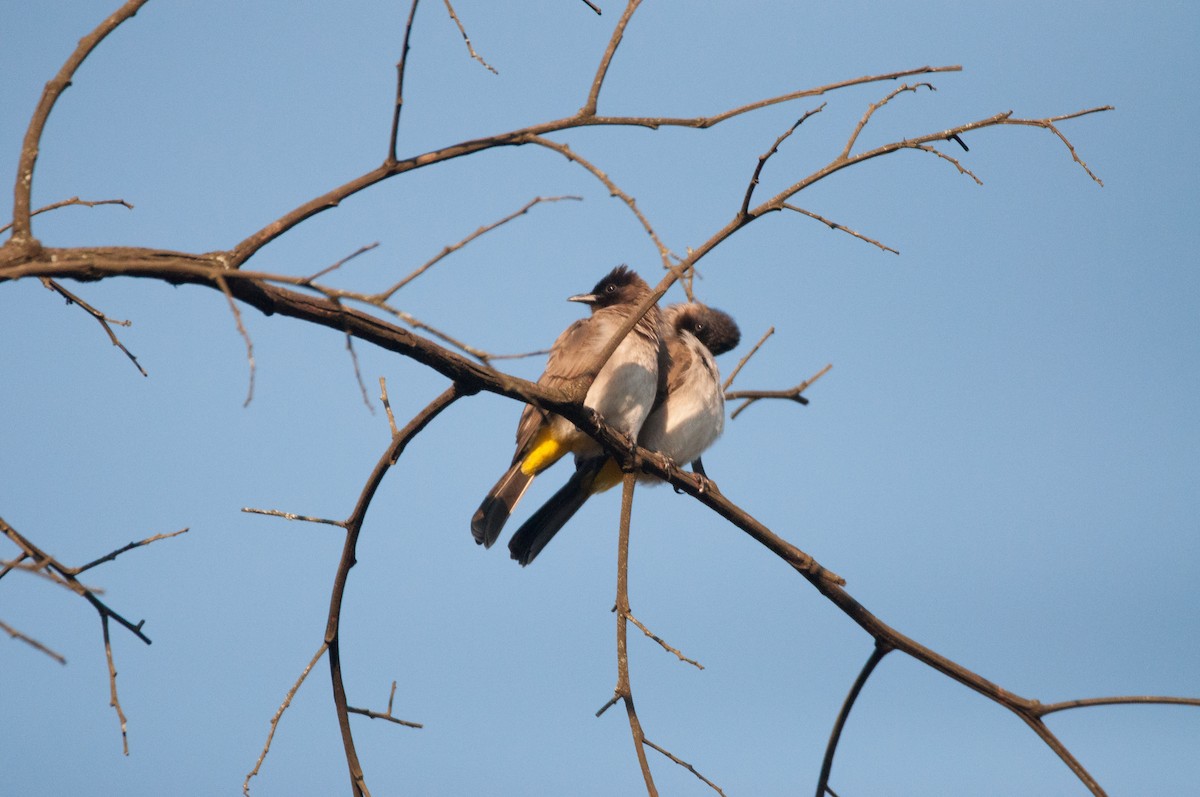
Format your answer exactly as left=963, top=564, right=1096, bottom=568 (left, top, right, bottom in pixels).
left=508, top=460, right=603, bottom=566
left=472, top=463, right=535, bottom=548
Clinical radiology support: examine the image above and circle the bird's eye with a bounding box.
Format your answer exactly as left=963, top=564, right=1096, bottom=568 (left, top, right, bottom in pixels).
left=605, top=283, right=616, bottom=293
left=694, top=322, right=705, bottom=333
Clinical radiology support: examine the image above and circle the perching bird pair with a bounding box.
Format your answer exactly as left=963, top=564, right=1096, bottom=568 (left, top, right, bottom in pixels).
left=471, top=266, right=740, bottom=565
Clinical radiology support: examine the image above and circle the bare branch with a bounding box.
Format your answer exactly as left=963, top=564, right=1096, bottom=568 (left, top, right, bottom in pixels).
left=101, top=615, right=129, bottom=755
left=817, top=641, right=892, bottom=797
left=909, top=143, right=983, bottom=185
left=71, top=528, right=189, bottom=574
left=442, top=0, right=498, bottom=74
left=782, top=205, right=899, bottom=254
left=723, top=326, right=773, bottom=391
left=241, top=508, right=346, bottom=528
left=379, top=377, right=399, bottom=437
left=221, top=64, right=967, bottom=263
left=326, top=384, right=466, bottom=796
left=728, top=363, right=833, bottom=420
left=1003, top=107, right=1112, bottom=186
left=5, top=0, right=149, bottom=249
left=643, top=738, right=726, bottom=796
left=345, top=332, right=375, bottom=413
left=376, top=195, right=582, bottom=301
left=741, top=105, right=825, bottom=218
left=303, top=242, right=380, bottom=285
left=0, top=195, right=131, bottom=235
left=214, top=274, right=256, bottom=407
left=1036, top=695, right=1200, bottom=716
left=840, top=82, right=935, bottom=160
left=40, top=277, right=147, bottom=376
left=244, top=642, right=329, bottom=795
left=582, top=0, right=643, bottom=115
left=346, top=706, right=424, bottom=729
left=608, top=472, right=658, bottom=795
left=1, top=618, right=67, bottom=665
left=389, top=0, right=421, bottom=163
left=346, top=679, right=423, bottom=728
left=523, top=136, right=675, bottom=269
left=625, top=610, right=703, bottom=670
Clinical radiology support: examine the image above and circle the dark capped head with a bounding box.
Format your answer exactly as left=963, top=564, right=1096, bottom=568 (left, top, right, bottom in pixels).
left=568, top=265, right=650, bottom=309
left=668, top=303, right=741, bottom=356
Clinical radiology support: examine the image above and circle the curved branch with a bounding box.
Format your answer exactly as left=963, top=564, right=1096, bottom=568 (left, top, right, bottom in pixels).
left=816, top=641, right=893, bottom=796
left=325, top=384, right=466, bottom=796
left=5, top=0, right=149, bottom=249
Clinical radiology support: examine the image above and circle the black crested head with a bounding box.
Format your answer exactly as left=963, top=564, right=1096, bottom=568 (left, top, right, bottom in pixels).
left=569, top=265, right=650, bottom=309
left=669, top=303, right=741, bottom=356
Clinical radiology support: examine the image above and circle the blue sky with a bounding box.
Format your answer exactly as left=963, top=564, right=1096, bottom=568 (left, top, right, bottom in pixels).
left=2, top=2, right=1197, bottom=795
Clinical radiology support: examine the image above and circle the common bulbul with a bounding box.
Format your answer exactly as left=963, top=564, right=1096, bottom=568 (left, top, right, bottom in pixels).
left=508, top=303, right=740, bottom=565
left=471, top=266, right=665, bottom=549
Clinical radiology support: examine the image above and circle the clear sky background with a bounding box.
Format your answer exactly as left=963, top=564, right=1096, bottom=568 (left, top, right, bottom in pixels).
left=2, top=2, right=1198, bottom=795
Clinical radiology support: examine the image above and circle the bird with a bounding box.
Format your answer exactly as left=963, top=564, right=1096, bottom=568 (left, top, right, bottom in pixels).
left=508, top=302, right=740, bottom=565
left=471, top=266, right=666, bottom=549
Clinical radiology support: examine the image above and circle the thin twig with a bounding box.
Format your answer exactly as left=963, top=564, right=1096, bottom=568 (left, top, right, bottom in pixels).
left=1036, top=695, right=1200, bottom=716
left=840, top=82, right=935, bottom=160
left=442, top=0, right=497, bottom=74
left=345, top=332, right=375, bottom=413
left=0, top=618, right=67, bottom=665
left=303, top=242, right=380, bottom=284
left=909, top=143, right=983, bottom=185
left=722, top=326, right=774, bottom=391
left=729, top=363, right=832, bottom=420
left=523, top=136, right=675, bottom=270
left=214, top=274, right=255, bottom=407
left=71, top=528, right=189, bottom=574
left=782, top=205, right=899, bottom=254
left=347, top=706, right=424, bottom=729
left=101, top=615, right=129, bottom=755
left=741, top=105, right=825, bottom=218
left=40, top=277, right=148, bottom=376
left=241, top=508, right=346, bottom=527
left=379, top=377, right=399, bottom=437
left=376, top=195, right=581, bottom=301
left=0, top=195, right=131, bottom=235
left=0, top=551, right=29, bottom=583
left=582, top=0, right=643, bottom=114
left=625, top=610, right=703, bottom=670
left=389, top=0, right=421, bottom=163
left=644, top=738, right=726, bottom=796
left=244, top=641, right=329, bottom=795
